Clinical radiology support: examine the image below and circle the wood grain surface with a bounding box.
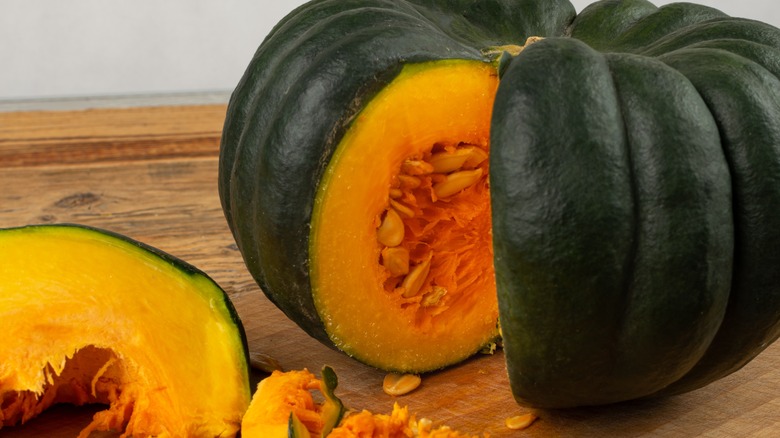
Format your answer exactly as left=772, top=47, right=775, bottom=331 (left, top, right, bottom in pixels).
left=0, top=104, right=778, bottom=437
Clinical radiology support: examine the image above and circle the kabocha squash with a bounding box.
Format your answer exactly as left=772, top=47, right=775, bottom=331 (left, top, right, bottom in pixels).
left=0, top=224, right=251, bottom=437
left=219, top=0, right=780, bottom=408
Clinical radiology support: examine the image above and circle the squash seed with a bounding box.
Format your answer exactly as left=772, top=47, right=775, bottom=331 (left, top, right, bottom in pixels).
left=383, top=373, right=422, bottom=396
left=421, top=286, right=447, bottom=307
left=377, top=208, right=404, bottom=247
left=389, top=188, right=403, bottom=199
left=428, top=148, right=474, bottom=173
left=433, top=168, right=483, bottom=199
left=401, top=254, right=432, bottom=298
left=397, top=174, right=422, bottom=189
left=463, top=146, right=489, bottom=168
left=401, top=159, right=434, bottom=175
left=505, top=413, right=538, bottom=430
left=248, top=352, right=283, bottom=373
left=382, top=247, right=410, bottom=276
left=389, top=199, right=415, bottom=219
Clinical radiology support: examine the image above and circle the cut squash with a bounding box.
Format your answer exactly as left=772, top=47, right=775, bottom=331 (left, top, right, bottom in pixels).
left=0, top=224, right=250, bottom=437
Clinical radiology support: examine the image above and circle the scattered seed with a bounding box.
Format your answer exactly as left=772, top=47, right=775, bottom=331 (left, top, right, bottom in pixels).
left=505, top=413, right=538, bottom=431
left=401, top=254, right=432, bottom=298
left=248, top=352, right=283, bottom=373
left=377, top=208, right=405, bottom=247
left=401, top=159, right=434, bottom=175
left=383, top=373, right=422, bottom=396
left=433, top=168, right=483, bottom=199
left=416, top=417, right=433, bottom=433
left=382, top=247, right=410, bottom=276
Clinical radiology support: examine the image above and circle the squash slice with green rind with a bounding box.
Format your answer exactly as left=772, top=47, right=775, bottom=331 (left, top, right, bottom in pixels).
left=0, top=224, right=251, bottom=437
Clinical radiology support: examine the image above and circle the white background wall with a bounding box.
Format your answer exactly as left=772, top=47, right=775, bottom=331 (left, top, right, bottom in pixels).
left=2, top=0, right=779, bottom=102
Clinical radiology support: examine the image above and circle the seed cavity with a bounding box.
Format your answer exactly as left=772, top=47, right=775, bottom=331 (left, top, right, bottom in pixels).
left=377, top=143, right=489, bottom=318
left=433, top=168, right=483, bottom=199
left=383, top=373, right=422, bottom=396
left=377, top=208, right=405, bottom=247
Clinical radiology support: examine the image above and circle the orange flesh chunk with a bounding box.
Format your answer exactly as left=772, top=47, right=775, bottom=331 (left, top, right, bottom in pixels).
left=329, top=403, right=484, bottom=438
left=311, top=60, right=500, bottom=371
left=241, top=369, right=331, bottom=438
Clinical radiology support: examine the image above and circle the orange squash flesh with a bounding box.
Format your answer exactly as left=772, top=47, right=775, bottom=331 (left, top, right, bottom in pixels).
left=0, top=225, right=250, bottom=437
left=241, top=369, right=323, bottom=437
left=311, top=60, right=500, bottom=372
left=330, top=403, right=483, bottom=438
left=240, top=368, right=343, bottom=438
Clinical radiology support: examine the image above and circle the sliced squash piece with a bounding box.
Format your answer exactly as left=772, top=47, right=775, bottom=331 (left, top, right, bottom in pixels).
left=240, top=366, right=343, bottom=438
left=0, top=224, right=250, bottom=437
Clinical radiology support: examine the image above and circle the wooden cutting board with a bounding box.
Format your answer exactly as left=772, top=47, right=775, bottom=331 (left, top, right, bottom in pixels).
left=1, top=103, right=778, bottom=437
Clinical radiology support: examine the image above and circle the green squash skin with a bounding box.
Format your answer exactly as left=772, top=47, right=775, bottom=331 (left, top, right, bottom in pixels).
left=569, top=0, right=727, bottom=52
left=218, top=0, right=576, bottom=350
left=491, top=1, right=780, bottom=408
left=220, top=0, right=780, bottom=408
left=1, top=223, right=252, bottom=395
left=491, top=38, right=733, bottom=408
left=653, top=48, right=780, bottom=396
left=566, top=0, right=660, bottom=49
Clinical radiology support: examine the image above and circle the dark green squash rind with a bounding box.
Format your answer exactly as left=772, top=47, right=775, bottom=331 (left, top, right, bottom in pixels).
left=603, top=52, right=732, bottom=400
left=567, top=0, right=660, bottom=49
left=638, top=18, right=780, bottom=57
left=606, top=3, right=727, bottom=52
left=219, top=0, right=576, bottom=354
left=491, top=38, right=636, bottom=408
left=654, top=48, right=780, bottom=395
left=491, top=38, right=734, bottom=408
left=319, top=366, right=344, bottom=436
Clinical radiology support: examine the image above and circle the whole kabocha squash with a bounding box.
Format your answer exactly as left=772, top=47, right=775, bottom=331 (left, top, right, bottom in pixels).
left=219, top=0, right=780, bottom=408
left=0, top=224, right=251, bottom=437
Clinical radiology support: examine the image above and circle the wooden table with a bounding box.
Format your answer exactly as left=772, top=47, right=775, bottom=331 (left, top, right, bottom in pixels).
left=1, top=101, right=778, bottom=437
